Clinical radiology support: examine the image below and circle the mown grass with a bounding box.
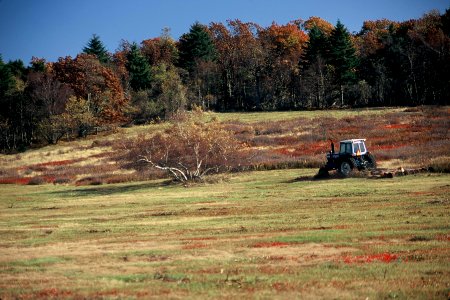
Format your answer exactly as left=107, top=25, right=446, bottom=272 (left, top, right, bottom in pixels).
left=0, top=169, right=449, bottom=299
left=211, top=107, right=404, bottom=123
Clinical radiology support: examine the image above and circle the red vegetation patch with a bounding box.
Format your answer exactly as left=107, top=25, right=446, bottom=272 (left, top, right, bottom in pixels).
left=30, top=288, right=74, bottom=299
left=251, top=241, right=291, bottom=248
left=384, top=124, right=412, bottom=129
left=275, top=140, right=328, bottom=157
left=271, top=281, right=295, bottom=292
left=0, top=176, right=58, bottom=185
left=0, top=177, right=31, bottom=184
left=436, top=234, right=450, bottom=241
left=36, top=159, right=78, bottom=167
left=343, top=253, right=398, bottom=264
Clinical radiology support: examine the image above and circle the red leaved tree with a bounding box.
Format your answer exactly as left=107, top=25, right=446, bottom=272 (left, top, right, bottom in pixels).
left=52, top=54, right=129, bottom=123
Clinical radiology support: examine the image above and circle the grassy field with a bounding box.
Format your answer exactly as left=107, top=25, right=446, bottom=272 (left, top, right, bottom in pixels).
left=212, top=107, right=406, bottom=123
left=0, top=107, right=449, bottom=299
left=0, top=169, right=449, bottom=299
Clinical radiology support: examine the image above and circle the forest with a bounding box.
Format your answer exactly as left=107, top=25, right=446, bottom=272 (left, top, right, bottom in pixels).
left=0, top=10, right=449, bottom=152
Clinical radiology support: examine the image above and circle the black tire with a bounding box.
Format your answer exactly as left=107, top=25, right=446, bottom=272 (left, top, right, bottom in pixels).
left=365, top=152, right=377, bottom=169
left=339, top=158, right=356, bottom=176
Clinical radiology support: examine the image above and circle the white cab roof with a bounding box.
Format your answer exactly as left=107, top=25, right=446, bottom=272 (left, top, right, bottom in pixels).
left=340, top=139, right=366, bottom=143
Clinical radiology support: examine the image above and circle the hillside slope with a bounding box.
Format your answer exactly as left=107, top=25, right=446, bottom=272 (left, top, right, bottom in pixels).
left=0, top=107, right=448, bottom=185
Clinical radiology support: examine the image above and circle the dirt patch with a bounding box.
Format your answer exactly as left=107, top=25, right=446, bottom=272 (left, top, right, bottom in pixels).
left=182, top=243, right=209, bottom=250
left=251, top=241, right=291, bottom=248
left=246, top=243, right=357, bottom=264
left=22, top=288, right=75, bottom=299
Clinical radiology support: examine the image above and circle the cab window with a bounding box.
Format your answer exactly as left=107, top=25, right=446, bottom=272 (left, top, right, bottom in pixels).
left=353, top=143, right=361, bottom=154
left=340, top=143, right=352, bottom=154
left=359, top=142, right=366, bottom=153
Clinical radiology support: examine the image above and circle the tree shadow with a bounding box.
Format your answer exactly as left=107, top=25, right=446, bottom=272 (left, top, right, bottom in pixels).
left=49, top=180, right=175, bottom=198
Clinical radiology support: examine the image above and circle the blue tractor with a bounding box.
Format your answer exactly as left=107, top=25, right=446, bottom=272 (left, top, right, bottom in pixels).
left=319, top=139, right=377, bottom=177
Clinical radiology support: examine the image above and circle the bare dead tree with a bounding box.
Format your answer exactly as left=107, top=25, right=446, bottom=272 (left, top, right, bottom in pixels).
left=120, top=110, right=244, bottom=182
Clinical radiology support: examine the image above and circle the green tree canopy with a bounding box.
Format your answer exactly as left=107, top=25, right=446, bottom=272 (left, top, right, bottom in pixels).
left=178, top=22, right=216, bottom=72
left=126, top=43, right=152, bottom=91
left=302, top=25, right=329, bottom=66
left=83, top=34, right=110, bottom=64
left=328, top=20, right=358, bottom=86
left=0, top=56, right=16, bottom=99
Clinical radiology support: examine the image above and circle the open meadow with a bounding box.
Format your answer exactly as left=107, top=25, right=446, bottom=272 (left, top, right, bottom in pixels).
left=0, top=107, right=449, bottom=299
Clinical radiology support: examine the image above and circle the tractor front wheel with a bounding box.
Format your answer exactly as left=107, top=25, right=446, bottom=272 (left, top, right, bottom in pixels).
left=339, top=159, right=356, bottom=176
left=365, top=153, right=377, bottom=169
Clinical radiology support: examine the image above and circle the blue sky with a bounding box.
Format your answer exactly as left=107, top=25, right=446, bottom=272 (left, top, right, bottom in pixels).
left=0, top=0, right=448, bottom=63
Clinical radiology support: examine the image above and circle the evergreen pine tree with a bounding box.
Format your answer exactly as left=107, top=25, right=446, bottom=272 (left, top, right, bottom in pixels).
left=126, top=43, right=152, bottom=91
left=178, top=22, right=216, bottom=72
left=301, top=26, right=332, bottom=107
left=83, top=34, right=110, bottom=64
left=328, top=20, right=358, bottom=105
left=0, top=55, right=15, bottom=98
left=303, top=25, right=329, bottom=66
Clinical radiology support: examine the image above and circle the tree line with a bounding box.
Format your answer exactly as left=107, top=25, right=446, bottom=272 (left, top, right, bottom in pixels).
left=0, top=10, right=449, bottom=152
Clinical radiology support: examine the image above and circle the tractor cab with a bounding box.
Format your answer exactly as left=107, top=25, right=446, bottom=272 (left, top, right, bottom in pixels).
left=339, top=139, right=367, bottom=156
left=322, top=138, right=376, bottom=176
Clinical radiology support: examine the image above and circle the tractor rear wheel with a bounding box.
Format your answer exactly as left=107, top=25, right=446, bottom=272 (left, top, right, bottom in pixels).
left=339, top=158, right=356, bottom=176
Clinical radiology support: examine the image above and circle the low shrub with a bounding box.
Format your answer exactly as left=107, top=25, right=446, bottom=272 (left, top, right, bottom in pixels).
left=53, top=177, right=72, bottom=184
left=428, top=157, right=450, bottom=173
left=0, top=168, right=19, bottom=177
left=91, top=139, right=114, bottom=148
left=76, top=176, right=104, bottom=186
left=27, top=177, right=46, bottom=185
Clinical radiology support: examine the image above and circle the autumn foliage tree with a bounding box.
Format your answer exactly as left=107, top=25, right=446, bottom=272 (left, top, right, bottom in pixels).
left=141, top=28, right=179, bottom=66
left=210, top=20, right=265, bottom=110
left=303, top=16, right=334, bottom=36
left=259, top=21, right=308, bottom=108
left=53, top=54, right=128, bottom=123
